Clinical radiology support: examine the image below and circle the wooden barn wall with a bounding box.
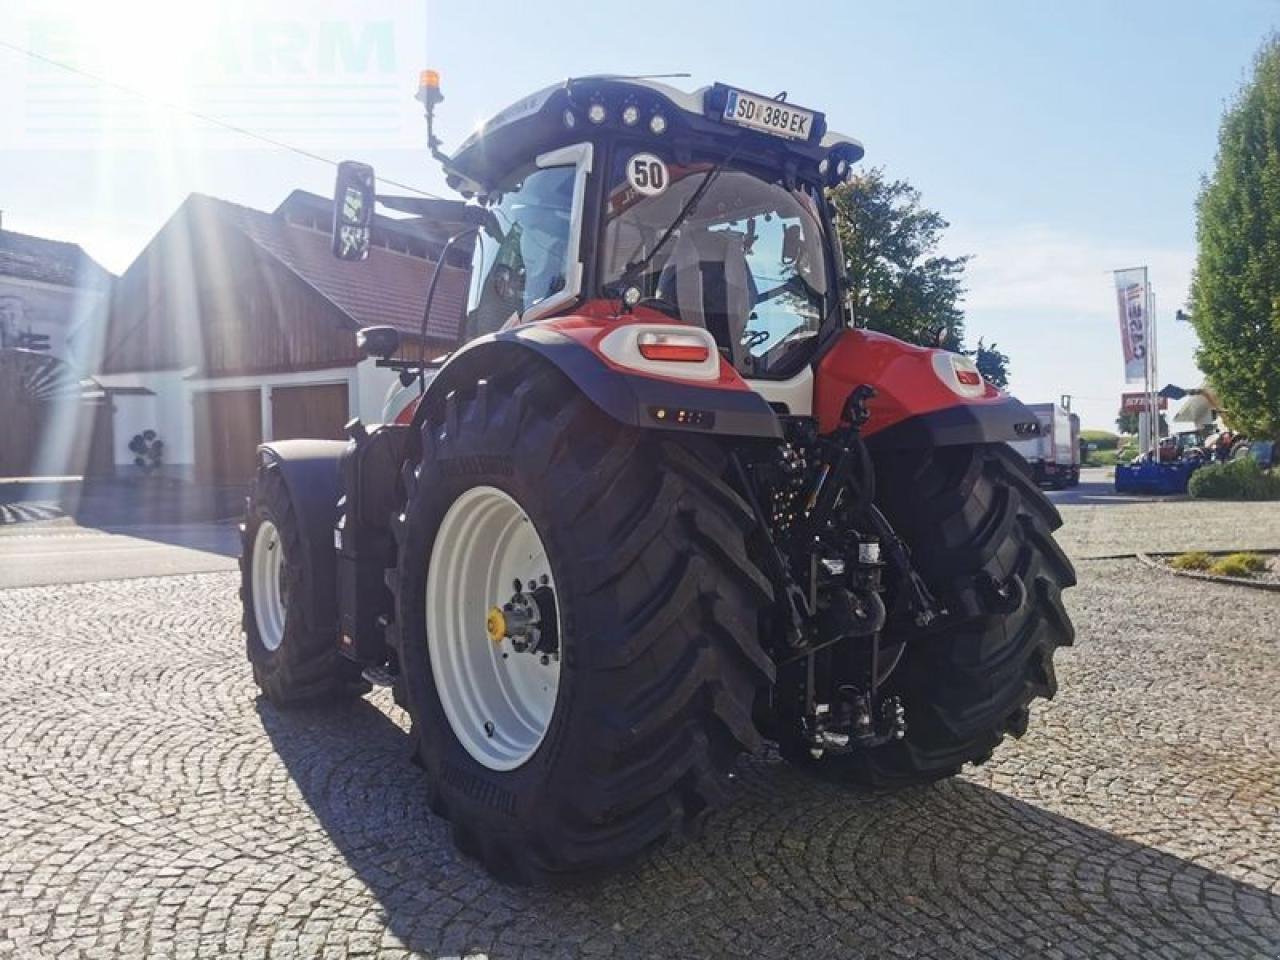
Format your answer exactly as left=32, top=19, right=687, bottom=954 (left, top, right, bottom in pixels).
left=101, top=208, right=358, bottom=377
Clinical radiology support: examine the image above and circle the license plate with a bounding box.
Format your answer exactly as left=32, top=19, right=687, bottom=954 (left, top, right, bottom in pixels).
left=721, top=88, right=815, bottom=141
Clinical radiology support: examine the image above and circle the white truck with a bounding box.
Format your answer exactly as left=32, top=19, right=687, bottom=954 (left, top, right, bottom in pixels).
left=1008, top=402, right=1080, bottom=488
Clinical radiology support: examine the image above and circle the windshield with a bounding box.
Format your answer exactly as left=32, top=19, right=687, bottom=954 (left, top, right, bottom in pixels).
left=602, top=148, right=831, bottom=378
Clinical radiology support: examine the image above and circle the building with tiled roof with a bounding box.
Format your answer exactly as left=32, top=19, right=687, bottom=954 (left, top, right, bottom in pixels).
left=0, top=226, right=114, bottom=363
left=96, top=191, right=472, bottom=481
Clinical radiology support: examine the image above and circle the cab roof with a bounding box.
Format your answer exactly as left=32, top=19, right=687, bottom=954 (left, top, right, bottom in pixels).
left=444, top=76, right=864, bottom=196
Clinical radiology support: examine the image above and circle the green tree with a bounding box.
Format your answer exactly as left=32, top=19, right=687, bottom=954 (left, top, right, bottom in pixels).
left=831, top=168, right=970, bottom=350
left=1191, top=36, right=1280, bottom=439
left=969, top=338, right=1010, bottom=389
left=1115, top=410, right=1168, bottom=435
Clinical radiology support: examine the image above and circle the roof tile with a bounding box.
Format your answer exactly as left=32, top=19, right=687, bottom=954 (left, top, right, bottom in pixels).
left=196, top=195, right=469, bottom=343
left=0, top=230, right=114, bottom=288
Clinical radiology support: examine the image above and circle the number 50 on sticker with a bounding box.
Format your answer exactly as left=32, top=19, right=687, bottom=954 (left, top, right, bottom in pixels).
left=626, top=153, right=668, bottom=196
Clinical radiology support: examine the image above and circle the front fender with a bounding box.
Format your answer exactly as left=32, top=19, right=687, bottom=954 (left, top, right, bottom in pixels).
left=815, top=329, right=1040, bottom=449
left=255, top=440, right=347, bottom=548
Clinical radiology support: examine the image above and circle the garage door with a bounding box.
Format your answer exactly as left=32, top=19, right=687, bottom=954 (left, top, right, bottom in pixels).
left=270, top=382, right=350, bottom=442
left=193, top=388, right=262, bottom=484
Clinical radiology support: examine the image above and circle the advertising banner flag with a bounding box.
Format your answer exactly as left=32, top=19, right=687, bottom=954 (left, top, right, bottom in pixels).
left=1114, top=267, right=1149, bottom=384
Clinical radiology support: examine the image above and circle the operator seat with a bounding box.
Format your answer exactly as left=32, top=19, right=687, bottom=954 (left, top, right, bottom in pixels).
left=657, top=230, right=756, bottom=372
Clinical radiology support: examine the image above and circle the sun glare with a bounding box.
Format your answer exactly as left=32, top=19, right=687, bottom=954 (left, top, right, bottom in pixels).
left=76, top=2, right=224, bottom=105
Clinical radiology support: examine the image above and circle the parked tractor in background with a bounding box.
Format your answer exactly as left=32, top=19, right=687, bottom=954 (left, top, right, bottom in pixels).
left=1008, top=401, right=1080, bottom=488
left=239, top=72, right=1076, bottom=882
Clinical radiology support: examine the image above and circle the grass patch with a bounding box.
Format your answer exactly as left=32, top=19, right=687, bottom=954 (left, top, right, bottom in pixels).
left=1170, top=551, right=1212, bottom=571
left=1208, top=552, right=1270, bottom=578
left=1080, top=430, right=1120, bottom=451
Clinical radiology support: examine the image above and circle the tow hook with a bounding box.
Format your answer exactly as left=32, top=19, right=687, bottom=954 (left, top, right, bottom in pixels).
left=804, top=689, right=906, bottom=758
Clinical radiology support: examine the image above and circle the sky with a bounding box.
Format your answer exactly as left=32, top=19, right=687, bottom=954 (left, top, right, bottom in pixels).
left=0, top=0, right=1275, bottom=431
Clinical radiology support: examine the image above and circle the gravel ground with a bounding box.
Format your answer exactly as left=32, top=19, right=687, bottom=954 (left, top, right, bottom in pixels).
left=0, top=555, right=1277, bottom=959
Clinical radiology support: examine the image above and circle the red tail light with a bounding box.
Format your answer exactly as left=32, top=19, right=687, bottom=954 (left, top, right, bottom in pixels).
left=636, top=332, right=711, bottom=363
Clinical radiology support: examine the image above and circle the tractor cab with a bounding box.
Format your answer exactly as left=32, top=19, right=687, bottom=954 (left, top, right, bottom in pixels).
left=447, top=77, right=863, bottom=379
left=336, top=75, right=864, bottom=383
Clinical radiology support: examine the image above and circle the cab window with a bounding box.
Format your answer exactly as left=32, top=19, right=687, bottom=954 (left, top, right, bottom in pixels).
left=464, top=164, right=577, bottom=342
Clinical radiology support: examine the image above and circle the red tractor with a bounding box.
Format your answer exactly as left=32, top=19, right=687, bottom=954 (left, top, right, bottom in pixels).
left=240, top=73, right=1075, bottom=882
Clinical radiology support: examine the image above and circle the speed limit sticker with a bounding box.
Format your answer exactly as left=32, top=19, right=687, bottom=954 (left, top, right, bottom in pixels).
left=626, top=153, right=668, bottom=196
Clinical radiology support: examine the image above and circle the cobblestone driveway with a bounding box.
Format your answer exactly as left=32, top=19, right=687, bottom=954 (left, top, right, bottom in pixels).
left=1, top=557, right=1278, bottom=958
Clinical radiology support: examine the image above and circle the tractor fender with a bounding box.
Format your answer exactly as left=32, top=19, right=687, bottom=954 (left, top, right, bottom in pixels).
left=413, top=323, right=782, bottom=440
left=255, top=439, right=347, bottom=559
left=814, top=329, right=1040, bottom=449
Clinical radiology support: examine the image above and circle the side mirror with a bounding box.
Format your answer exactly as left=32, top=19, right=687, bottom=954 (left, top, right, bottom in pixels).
left=356, top=325, right=400, bottom=360
left=332, top=161, right=375, bottom=261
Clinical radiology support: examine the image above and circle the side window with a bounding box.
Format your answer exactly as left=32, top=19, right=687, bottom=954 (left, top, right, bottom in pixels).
left=463, top=164, right=577, bottom=343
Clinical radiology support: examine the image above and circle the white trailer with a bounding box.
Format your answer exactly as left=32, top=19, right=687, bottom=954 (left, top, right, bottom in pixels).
left=1008, top=402, right=1080, bottom=488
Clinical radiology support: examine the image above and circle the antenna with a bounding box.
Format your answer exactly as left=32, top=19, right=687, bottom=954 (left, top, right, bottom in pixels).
left=582, top=72, right=693, bottom=81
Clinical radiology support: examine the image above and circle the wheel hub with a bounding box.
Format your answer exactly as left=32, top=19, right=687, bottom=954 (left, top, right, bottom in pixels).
left=426, top=486, right=562, bottom=772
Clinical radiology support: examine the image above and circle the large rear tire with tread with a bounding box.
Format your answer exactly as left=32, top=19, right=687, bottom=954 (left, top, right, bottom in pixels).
left=391, top=359, right=773, bottom=883
left=240, top=463, right=367, bottom=706
left=788, top=443, right=1075, bottom=787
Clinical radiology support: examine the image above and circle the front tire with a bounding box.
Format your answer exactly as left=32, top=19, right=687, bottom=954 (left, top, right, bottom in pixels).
left=790, top=443, right=1076, bottom=786
left=239, top=462, right=366, bottom=706
left=392, top=361, right=773, bottom=882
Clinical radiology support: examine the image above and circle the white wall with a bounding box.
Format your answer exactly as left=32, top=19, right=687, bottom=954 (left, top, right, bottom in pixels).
left=99, top=363, right=398, bottom=471
left=106, top=370, right=196, bottom=468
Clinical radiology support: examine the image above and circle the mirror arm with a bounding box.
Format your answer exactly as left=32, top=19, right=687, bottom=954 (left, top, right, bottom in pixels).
left=418, top=226, right=481, bottom=394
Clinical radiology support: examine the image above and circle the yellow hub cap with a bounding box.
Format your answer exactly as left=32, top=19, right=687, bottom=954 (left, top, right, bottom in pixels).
left=485, top=606, right=506, bottom=644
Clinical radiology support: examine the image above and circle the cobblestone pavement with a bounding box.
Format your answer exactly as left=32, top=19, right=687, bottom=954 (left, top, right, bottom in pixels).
left=1, top=558, right=1278, bottom=959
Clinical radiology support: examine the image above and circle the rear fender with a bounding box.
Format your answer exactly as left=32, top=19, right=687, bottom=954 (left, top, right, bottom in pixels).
left=815, top=329, right=1040, bottom=449
left=409, top=308, right=782, bottom=440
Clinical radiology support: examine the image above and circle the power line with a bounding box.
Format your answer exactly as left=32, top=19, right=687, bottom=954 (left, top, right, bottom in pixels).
left=0, top=38, right=445, bottom=200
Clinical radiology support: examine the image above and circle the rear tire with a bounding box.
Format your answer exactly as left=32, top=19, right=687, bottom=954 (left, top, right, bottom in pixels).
left=788, top=443, right=1076, bottom=787
left=391, top=360, right=773, bottom=883
left=240, top=462, right=367, bottom=706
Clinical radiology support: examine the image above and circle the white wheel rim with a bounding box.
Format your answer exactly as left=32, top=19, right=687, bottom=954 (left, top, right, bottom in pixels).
left=252, top=520, right=287, bottom=652
left=426, top=485, right=562, bottom=772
